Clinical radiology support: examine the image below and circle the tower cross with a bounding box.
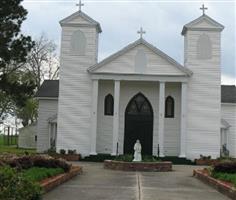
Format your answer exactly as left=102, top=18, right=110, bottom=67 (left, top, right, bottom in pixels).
left=137, top=27, right=146, bottom=39
left=200, top=4, right=208, bottom=15
left=76, top=0, right=84, bottom=12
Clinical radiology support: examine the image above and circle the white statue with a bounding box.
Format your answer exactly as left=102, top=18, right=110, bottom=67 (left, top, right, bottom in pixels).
left=133, top=139, right=142, bottom=162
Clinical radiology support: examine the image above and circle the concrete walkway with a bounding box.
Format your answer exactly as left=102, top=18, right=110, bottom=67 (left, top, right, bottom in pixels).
left=44, top=162, right=230, bottom=200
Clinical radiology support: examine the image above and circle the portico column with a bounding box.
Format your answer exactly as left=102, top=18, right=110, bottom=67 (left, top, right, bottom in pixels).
left=179, top=82, right=187, bottom=158
left=158, top=81, right=165, bottom=157
left=112, top=80, right=120, bottom=155
left=90, top=79, right=99, bottom=155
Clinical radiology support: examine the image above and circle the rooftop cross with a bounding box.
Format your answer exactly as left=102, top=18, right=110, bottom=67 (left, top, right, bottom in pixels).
left=137, top=27, right=146, bottom=39
left=200, top=4, right=208, bottom=15
left=76, top=0, right=84, bottom=12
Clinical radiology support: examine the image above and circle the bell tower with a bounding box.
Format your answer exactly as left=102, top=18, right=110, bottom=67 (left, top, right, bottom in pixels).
left=182, top=5, right=224, bottom=159
left=57, top=4, right=102, bottom=155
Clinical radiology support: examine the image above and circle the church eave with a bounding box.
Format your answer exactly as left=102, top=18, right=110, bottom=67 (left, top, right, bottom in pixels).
left=181, top=14, right=224, bottom=35
left=59, top=11, right=102, bottom=33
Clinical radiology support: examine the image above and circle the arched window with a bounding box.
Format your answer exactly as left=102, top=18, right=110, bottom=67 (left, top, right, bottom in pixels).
left=165, top=96, right=174, bottom=118
left=197, top=34, right=212, bottom=59
left=104, top=94, right=114, bottom=116
left=70, top=30, right=86, bottom=55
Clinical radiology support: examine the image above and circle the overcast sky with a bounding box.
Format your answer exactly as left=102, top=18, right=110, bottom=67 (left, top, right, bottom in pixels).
left=22, top=0, right=235, bottom=85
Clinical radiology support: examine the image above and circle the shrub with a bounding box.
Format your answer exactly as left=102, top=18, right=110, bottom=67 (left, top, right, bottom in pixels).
left=32, top=156, right=71, bottom=172
left=82, top=154, right=115, bottom=162
left=47, top=148, right=57, bottom=155
left=0, top=166, right=42, bottom=200
left=68, top=149, right=76, bottom=155
left=214, top=161, right=236, bottom=173
left=200, top=155, right=211, bottom=160
left=59, top=149, right=66, bottom=155
left=16, top=156, right=34, bottom=169
left=115, top=154, right=133, bottom=162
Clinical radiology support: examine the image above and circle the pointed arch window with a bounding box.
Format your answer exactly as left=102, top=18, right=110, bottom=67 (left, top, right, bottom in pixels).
left=165, top=96, right=174, bottom=118
left=104, top=94, right=114, bottom=116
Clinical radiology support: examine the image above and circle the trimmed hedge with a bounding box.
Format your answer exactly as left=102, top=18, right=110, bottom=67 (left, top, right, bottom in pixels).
left=2, top=156, right=71, bottom=172
left=214, top=161, right=236, bottom=174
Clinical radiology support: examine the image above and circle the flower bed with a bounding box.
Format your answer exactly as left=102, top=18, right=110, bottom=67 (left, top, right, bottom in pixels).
left=0, top=155, right=82, bottom=199
left=40, top=165, right=82, bottom=193
left=193, top=169, right=236, bottom=200
left=104, top=160, right=172, bottom=172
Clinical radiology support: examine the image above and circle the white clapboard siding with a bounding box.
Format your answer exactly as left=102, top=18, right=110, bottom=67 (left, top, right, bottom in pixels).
left=185, top=29, right=221, bottom=159
left=164, top=83, right=181, bottom=156
left=96, top=44, right=185, bottom=76
left=57, top=21, right=99, bottom=155
left=97, top=80, right=114, bottom=153
left=37, top=99, right=58, bottom=152
left=221, top=104, right=236, bottom=157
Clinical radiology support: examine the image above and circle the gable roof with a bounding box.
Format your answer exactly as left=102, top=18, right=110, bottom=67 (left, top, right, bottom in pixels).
left=221, top=85, right=236, bottom=103
left=181, top=14, right=224, bottom=35
left=88, top=38, right=193, bottom=76
left=35, top=80, right=59, bottom=98
left=60, top=11, right=102, bottom=33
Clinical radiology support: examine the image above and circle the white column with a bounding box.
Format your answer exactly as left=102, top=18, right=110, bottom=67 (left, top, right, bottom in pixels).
left=90, top=79, right=99, bottom=155
left=179, top=82, right=187, bottom=158
left=158, top=81, right=165, bottom=157
left=112, top=80, right=120, bottom=156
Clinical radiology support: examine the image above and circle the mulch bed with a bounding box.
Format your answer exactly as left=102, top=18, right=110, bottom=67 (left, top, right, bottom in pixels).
left=40, top=165, right=82, bottom=193
left=193, top=169, right=236, bottom=200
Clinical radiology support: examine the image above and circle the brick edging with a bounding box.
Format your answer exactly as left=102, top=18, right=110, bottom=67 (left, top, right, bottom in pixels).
left=193, top=169, right=236, bottom=200
left=40, top=166, right=82, bottom=193
left=104, top=160, right=172, bottom=172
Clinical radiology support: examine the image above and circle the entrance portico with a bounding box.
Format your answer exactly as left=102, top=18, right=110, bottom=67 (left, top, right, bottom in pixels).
left=89, top=73, right=188, bottom=158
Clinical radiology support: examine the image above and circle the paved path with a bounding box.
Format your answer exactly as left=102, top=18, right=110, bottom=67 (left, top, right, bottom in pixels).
left=44, top=162, right=230, bottom=200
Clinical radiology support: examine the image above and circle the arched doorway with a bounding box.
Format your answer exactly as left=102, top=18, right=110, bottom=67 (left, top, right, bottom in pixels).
left=124, top=93, right=153, bottom=155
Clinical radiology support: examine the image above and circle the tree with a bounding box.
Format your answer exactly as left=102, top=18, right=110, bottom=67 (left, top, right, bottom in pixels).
left=25, top=34, right=59, bottom=90
left=0, top=0, right=36, bottom=119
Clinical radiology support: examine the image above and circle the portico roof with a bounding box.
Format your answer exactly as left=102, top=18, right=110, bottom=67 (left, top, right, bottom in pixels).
left=88, top=38, right=193, bottom=77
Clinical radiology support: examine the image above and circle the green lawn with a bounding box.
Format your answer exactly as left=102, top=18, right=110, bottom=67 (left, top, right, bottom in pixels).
left=0, top=134, right=18, bottom=145
left=22, top=167, right=64, bottom=182
left=0, top=134, right=4, bottom=145
left=0, top=145, right=36, bottom=155
left=212, top=172, right=236, bottom=187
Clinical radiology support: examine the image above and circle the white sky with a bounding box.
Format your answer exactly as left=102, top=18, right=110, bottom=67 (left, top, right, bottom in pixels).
left=22, top=0, right=236, bottom=85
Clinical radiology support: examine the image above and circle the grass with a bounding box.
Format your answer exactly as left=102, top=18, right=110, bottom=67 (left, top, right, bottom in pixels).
left=0, top=145, right=36, bottom=155
left=22, top=167, right=64, bottom=182
left=212, top=172, right=236, bottom=187
left=0, top=134, right=18, bottom=145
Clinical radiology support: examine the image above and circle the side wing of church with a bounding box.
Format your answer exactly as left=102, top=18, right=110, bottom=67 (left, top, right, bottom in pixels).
left=35, top=7, right=236, bottom=160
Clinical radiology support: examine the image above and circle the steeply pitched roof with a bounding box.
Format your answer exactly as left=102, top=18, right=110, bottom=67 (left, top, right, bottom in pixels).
left=88, top=38, right=193, bottom=76
left=181, top=14, right=224, bottom=35
left=35, top=80, right=59, bottom=98
left=60, top=11, right=102, bottom=33
left=221, top=85, right=236, bottom=103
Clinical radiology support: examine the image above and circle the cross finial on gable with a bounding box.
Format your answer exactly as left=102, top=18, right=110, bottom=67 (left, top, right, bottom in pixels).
left=76, top=0, right=84, bottom=12
left=137, top=27, right=146, bottom=39
left=200, top=4, right=208, bottom=15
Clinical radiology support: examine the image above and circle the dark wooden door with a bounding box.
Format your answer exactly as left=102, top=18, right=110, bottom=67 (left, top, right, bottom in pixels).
left=124, top=93, right=153, bottom=155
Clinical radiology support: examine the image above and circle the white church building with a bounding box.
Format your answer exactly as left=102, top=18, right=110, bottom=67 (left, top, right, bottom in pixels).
left=36, top=5, right=236, bottom=160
